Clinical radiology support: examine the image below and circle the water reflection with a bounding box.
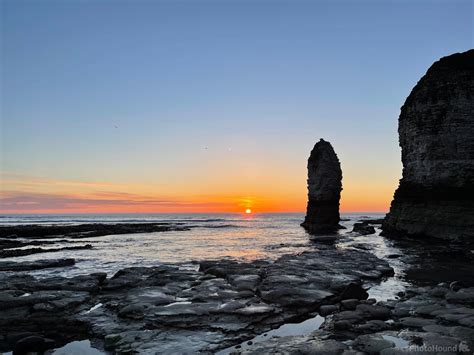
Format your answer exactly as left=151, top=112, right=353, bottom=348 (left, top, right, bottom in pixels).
left=48, top=340, right=105, bottom=355
left=2, top=213, right=388, bottom=282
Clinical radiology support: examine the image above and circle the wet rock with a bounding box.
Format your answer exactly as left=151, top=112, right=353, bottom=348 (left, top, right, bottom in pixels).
left=458, top=316, right=474, bottom=328
left=340, top=282, right=369, bottom=300
left=383, top=49, right=474, bottom=241
left=387, top=254, right=402, bottom=259
left=399, top=317, right=436, bottom=328
left=319, top=305, right=338, bottom=316
left=0, top=222, right=190, bottom=239
left=7, top=273, right=107, bottom=293
left=429, top=286, right=449, bottom=298
left=310, top=235, right=338, bottom=243
left=450, top=281, right=467, bottom=292
left=341, top=299, right=360, bottom=310
left=357, top=320, right=391, bottom=333
left=229, top=275, right=260, bottom=291
left=353, top=334, right=395, bottom=354
left=14, top=335, right=55, bottom=354
left=352, top=222, right=376, bottom=235
left=301, top=139, right=343, bottom=234
left=446, top=288, right=474, bottom=305
left=104, top=334, right=122, bottom=351
left=295, top=339, right=349, bottom=354
left=356, top=304, right=391, bottom=320
left=0, top=290, right=90, bottom=310
left=260, top=287, right=333, bottom=307
left=0, top=258, right=75, bottom=271
left=333, top=310, right=364, bottom=324
left=413, top=303, right=445, bottom=317
left=233, top=336, right=348, bottom=354
left=0, top=245, right=93, bottom=258
left=334, top=320, right=352, bottom=330
left=0, top=248, right=398, bottom=353
left=125, top=287, right=175, bottom=306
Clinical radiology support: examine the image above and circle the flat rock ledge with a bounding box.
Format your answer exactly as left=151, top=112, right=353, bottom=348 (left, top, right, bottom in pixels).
left=0, top=223, right=191, bottom=258
left=233, top=283, right=474, bottom=354
left=0, top=247, right=393, bottom=354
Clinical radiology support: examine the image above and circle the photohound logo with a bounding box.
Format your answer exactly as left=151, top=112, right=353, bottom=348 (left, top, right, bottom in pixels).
left=459, top=341, right=471, bottom=353
left=407, top=341, right=471, bottom=353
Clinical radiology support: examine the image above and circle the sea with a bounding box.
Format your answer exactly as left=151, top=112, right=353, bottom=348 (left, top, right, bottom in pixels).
left=0, top=213, right=395, bottom=280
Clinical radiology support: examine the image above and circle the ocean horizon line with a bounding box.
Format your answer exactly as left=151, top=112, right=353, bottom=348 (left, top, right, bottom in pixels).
left=0, top=211, right=388, bottom=216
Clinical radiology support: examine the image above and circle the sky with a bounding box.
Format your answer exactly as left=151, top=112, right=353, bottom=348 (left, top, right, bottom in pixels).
left=1, top=0, right=472, bottom=214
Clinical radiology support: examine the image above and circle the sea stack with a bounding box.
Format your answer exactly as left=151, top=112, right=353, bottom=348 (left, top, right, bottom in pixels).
left=383, top=50, right=474, bottom=241
left=301, top=139, right=342, bottom=233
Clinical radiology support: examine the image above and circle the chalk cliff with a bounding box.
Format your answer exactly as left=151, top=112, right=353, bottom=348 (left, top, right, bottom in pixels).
left=383, top=50, right=474, bottom=241
left=302, top=139, right=342, bottom=233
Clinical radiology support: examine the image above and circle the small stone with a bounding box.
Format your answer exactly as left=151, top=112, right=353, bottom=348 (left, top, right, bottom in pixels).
left=353, top=334, right=395, bottom=354
left=341, top=299, right=359, bottom=310
left=356, top=304, right=391, bottom=320
left=319, top=305, right=338, bottom=316
left=334, top=320, right=352, bottom=330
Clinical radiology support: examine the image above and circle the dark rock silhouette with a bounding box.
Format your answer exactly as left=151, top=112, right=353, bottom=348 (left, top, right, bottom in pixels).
left=301, top=139, right=342, bottom=233
left=383, top=50, right=474, bottom=241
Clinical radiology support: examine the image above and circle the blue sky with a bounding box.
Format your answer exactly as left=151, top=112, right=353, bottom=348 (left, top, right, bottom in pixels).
left=1, top=0, right=473, bottom=213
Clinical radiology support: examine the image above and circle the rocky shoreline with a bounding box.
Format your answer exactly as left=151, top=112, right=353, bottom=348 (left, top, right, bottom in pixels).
left=0, top=223, right=190, bottom=258
left=1, top=234, right=395, bottom=354
left=1, top=220, right=473, bottom=354
left=1, top=199, right=473, bottom=354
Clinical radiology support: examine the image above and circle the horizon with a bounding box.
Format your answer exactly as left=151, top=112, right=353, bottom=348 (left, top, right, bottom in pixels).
left=0, top=211, right=387, bottom=215
left=1, top=0, right=472, bottom=214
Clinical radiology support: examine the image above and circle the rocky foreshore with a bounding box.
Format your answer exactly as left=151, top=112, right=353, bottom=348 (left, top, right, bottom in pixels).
left=0, top=223, right=190, bottom=258
left=1, top=220, right=473, bottom=354
left=0, top=246, right=394, bottom=354
left=0, top=222, right=190, bottom=239
left=233, top=282, right=474, bottom=354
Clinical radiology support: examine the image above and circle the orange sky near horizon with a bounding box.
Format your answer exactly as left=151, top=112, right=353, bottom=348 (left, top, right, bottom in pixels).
left=2, top=0, right=470, bottom=217
left=0, top=172, right=397, bottom=214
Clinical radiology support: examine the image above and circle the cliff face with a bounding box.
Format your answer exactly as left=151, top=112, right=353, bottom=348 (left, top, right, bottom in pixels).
left=302, top=139, right=342, bottom=233
left=383, top=50, right=474, bottom=241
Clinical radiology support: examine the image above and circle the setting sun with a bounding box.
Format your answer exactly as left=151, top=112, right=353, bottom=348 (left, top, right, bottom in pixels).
left=245, top=209, right=252, bottom=214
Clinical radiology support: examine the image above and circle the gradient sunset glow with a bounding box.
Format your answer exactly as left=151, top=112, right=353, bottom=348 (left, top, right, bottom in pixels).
left=0, top=170, right=397, bottom=214
left=1, top=1, right=470, bottom=215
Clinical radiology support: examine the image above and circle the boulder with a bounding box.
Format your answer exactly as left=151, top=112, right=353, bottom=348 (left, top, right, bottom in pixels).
left=352, top=222, right=376, bottom=235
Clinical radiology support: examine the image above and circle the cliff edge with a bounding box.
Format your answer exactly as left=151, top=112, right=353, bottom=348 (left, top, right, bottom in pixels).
left=383, top=49, right=474, bottom=241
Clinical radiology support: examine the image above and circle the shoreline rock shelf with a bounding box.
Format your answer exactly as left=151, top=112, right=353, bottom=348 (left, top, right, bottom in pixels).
left=0, top=222, right=192, bottom=258
left=0, top=247, right=393, bottom=353
left=383, top=50, right=474, bottom=241
left=301, top=139, right=343, bottom=234
left=0, top=222, right=190, bottom=239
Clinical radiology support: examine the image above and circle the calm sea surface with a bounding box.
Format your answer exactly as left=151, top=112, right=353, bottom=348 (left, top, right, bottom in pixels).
left=0, top=213, right=390, bottom=279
